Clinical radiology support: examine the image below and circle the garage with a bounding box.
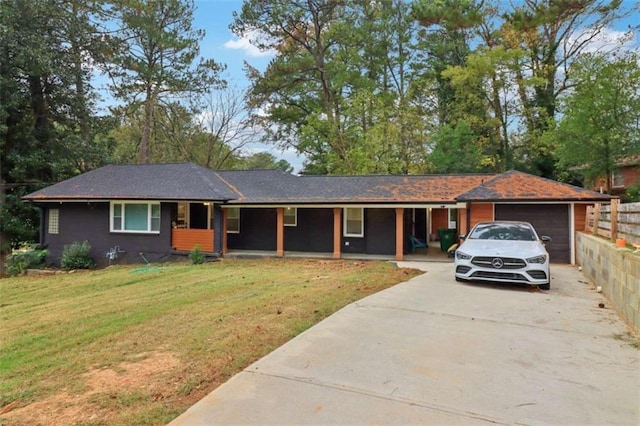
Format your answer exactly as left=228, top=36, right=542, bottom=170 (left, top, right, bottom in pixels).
left=495, top=204, right=570, bottom=263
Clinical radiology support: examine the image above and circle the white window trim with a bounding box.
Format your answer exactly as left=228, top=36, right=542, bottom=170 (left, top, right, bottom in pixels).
left=284, top=207, right=297, bottom=227
left=110, top=201, right=161, bottom=234
left=226, top=207, right=240, bottom=234
left=343, top=207, right=364, bottom=237
left=448, top=208, right=457, bottom=229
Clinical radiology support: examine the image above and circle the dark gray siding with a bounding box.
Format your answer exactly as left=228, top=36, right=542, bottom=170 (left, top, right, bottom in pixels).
left=284, top=208, right=333, bottom=252
left=365, top=208, right=395, bottom=255
left=343, top=208, right=395, bottom=255
left=227, top=208, right=277, bottom=250
left=227, top=207, right=396, bottom=255
left=42, top=202, right=174, bottom=267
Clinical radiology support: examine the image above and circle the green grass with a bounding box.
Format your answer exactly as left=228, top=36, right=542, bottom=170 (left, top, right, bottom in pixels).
left=0, top=258, right=421, bottom=425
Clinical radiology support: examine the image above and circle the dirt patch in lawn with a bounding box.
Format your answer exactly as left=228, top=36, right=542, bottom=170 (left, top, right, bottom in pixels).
left=2, top=352, right=181, bottom=425
left=1, top=258, right=422, bottom=425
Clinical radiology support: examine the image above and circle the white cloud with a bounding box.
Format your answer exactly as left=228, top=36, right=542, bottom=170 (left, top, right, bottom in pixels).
left=568, top=26, right=637, bottom=55
left=224, top=30, right=277, bottom=58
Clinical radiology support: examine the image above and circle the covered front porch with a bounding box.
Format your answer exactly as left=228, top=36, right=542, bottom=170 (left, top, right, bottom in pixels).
left=170, top=201, right=221, bottom=253
left=221, top=205, right=464, bottom=261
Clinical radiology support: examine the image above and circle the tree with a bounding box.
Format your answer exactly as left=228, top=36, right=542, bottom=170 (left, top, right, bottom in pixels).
left=501, top=0, right=630, bottom=178
left=0, top=0, right=115, bottom=274
left=412, top=0, right=483, bottom=127
left=109, top=86, right=266, bottom=169
left=189, top=88, right=264, bottom=169
left=108, top=0, right=225, bottom=163
left=442, top=47, right=524, bottom=172
left=412, top=0, right=633, bottom=178
left=550, top=53, right=640, bottom=193
left=232, top=0, right=428, bottom=175
left=235, top=152, right=293, bottom=172
left=427, top=122, right=486, bottom=173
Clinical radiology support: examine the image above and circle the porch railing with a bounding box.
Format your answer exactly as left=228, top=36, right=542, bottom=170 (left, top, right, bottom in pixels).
left=171, top=228, right=214, bottom=252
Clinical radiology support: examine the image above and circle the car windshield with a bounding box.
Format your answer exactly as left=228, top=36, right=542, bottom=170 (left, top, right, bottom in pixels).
left=469, top=223, right=536, bottom=241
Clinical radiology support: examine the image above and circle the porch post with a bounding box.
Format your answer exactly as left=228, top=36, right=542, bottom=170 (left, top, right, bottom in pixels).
left=458, top=207, right=468, bottom=239
left=222, top=208, right=228, bottom=255
left=333, top=208, right=341, bottom=259
left=395, top=208, right=404, bottom=261
left=276, top=207, right=284, bottom=257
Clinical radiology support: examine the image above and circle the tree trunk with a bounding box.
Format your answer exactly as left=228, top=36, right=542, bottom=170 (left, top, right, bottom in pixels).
left=139, top=88, right=154, bottom=163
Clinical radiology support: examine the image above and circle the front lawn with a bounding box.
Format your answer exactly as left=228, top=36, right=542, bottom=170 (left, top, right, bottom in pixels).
left=0, top=258, right=421, bottom=425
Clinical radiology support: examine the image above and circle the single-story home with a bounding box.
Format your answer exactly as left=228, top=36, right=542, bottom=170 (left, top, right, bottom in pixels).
left=23, top=163, right=614, bottom=266
left=590, top=155, right=640, bottom=196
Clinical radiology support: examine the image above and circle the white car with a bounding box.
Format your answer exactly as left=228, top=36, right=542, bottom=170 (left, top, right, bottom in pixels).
left=454, top=221, right=551, bottom=290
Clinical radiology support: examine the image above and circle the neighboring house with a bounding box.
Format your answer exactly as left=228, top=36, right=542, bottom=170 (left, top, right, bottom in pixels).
left=23, top=163, right=613, bottom=266
left=591, top=156, right=640, bottom=196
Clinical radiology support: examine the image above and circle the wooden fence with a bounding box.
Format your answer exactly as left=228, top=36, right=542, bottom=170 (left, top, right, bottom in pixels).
left=585, top=201, right=640, bottom=246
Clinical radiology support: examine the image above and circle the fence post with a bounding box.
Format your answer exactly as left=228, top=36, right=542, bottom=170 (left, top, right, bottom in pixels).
left=585, top=206, right=592, bottom=232
left=610, top=199, right=619, bottom=241
left=593, top=203, right=601, bottom=237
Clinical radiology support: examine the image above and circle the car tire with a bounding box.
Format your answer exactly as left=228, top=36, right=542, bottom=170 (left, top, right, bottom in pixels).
left=455, top=276, right=463, bottom=282
left=539, top=282, right=550, bottom=290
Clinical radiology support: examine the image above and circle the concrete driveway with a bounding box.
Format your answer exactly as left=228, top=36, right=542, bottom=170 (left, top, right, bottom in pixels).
left=170, top=262, right=640, bottom=425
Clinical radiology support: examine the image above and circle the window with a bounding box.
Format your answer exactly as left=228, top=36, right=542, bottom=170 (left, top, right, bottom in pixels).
left=110, top=202, right=160, bottom=233
left=612, top=169, right=625, bottom=188
left=284, top=207, right=297, bottom=226
left=48, top=209, right=59, bottom=234
left=448, top=208, right=457, bottom=229
left=344, top=208, right=364, bottom=237
left=176, top=202, right=188, bottom=228
left=226, top=207, right=240, bottom=233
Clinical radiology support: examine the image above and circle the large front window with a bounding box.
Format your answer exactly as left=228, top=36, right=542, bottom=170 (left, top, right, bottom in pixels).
left=344, top=208, right=364, bottom=237
left=111, top=202, right=160, bottom=233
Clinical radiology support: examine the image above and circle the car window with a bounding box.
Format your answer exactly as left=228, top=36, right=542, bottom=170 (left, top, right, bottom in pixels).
left=469, top=223, right=536, bottom=241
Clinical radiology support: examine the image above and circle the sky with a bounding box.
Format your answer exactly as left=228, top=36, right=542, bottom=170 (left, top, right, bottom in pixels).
left=191, top=1, right=302, bottom=169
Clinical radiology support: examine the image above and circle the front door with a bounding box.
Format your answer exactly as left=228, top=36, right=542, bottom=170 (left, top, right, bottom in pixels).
left=190, top=203, right=209, bottom=229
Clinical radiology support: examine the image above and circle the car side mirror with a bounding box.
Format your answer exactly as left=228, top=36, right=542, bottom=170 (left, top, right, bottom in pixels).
left=459, top=234, right=467, bottom=240
left=541, top=235, right=552, bottom=243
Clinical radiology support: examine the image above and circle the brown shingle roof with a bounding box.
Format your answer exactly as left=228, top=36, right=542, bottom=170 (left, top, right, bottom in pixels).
left=216, top=172, right=493, bottom=204
left=23, top=164, right=613, bottom=204
left=457, top=170, right=614, bottom=202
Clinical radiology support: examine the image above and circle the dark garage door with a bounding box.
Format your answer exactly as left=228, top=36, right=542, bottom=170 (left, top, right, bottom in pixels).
left=495, top=204, right=570, bottom=263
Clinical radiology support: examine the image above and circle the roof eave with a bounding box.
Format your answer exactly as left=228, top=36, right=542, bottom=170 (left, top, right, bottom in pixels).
left=456, top=197, right=616, bottom=202
left=23, top=196, right=236, bottom=202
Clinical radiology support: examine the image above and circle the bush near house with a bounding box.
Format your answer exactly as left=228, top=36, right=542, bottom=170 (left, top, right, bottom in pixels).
left=189, top=245, right=205, bottom=264
left=60, top=241, right=95, bottom=270
left=5, top=245, right=48, bottom=276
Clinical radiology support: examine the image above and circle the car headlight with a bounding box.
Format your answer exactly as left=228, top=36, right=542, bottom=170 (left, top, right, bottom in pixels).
left=526, top=255, right=547, bottom=264
left=456, top=251, right=471, bottom=260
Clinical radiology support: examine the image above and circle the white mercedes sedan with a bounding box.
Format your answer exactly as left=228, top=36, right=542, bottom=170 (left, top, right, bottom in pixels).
left=454, top=221, right=551, bottom=290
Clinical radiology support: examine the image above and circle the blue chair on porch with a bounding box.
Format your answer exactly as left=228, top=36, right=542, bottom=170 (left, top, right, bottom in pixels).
left=409, top=235, right=428, bottom=254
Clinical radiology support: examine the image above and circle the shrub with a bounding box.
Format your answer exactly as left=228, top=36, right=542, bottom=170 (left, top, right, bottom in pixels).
left=189, top=245, right=205, bottom=265
left=5, top=246, right=48, bottom=276
left=61, top=241, right=95, bottom=270
left=624, top=183, right=640, bottom=203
